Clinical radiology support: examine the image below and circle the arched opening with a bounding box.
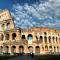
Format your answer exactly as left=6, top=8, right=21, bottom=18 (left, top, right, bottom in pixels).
left=54, top=46, right=56, bottom=53
left=52, top=37, right=55, bottom=43
left=1, top=34, right=4, bottom=41
left=27, top=34, right=33, bottom=40
left=40, top=36, right=43, bottom=43
left=11, top=46, right=16, bottom=54
left=7, top=22, right=10, bottom=29
left=44, top=32, right=47, bottom=35
left=44, top=36, right=47, bottom=43
left=5, top=46, right=9, bottom=53
left=2, top=23, right=5, bottom=28
left=28, top=46, right=33, bottom=53
left=12, top=33, right=16, bottom=40
left=19, top=46, right=24, bottom=53
left=35, top=46, right=40, bottom=54
left=36, top=36, right=38, bottom=40
left=6, top=34, right=9, bottom=40
left=56, top=37, right=58, bottom=43
left=49, top=46, right=52, bottom=53
left=48, top=36, right=51, bottom=43
left=45, top=46, right=48, bottom=53
left=57, top=46, right=59, bottom=53
left=0, top=46, right=3, bottom=54
left=22, top=35, right=25, bottom=39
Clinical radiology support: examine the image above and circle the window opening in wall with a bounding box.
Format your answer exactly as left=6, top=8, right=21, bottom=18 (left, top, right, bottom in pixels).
left=49, top=46, right=52, bottom=53
left=2, top=23, right=4, bottom=27
left=12, top=33, right=16, bottom=40
left=1, top=34, right=4, bottom=41
left=6, top=34, right=9, bottom=40
left=7, top=22, right=10, bottom=29
left=19, top=46, right=24, bottom=53
left=5, top=46, right=9, bottom=53
left=27, top=34, right=33, bottom=40
left=28, top=46, right=33, bottom=53
left=12, top=46, right=16, bottom=54
left=22, top=35, right=25, bottom=39
left=48, top=36, right=51, bottom=43
left=56, top=37, right=58, bottom=43
left=44, top=32, right=47, bottom=35
left=52, top=37, right=55, bottom=43
left=40, top=36, right=43, bottom=43
left=45, top=46, right=48, bottom=52
left=36, top=36, right=38, bottom=40
left=44, top=36, right=47, bottom=43
left=35, top=46, right=40, bottom=54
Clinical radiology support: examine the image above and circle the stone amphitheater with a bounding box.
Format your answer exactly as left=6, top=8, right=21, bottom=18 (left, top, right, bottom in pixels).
left=0, top=9, right=60, bottom=55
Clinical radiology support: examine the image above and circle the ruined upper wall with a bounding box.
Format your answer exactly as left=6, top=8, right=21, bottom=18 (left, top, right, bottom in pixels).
left=0, top=9, right=15, bottom=31
left=0, top=9, right=12, bottom=21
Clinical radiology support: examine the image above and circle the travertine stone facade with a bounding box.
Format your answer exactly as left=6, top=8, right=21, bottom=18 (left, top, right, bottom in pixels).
left=0, top=10, right=60, bottom=55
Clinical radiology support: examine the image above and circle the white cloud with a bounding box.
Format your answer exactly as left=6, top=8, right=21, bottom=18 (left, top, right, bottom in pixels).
left=11, top=0, right=60, bottom=29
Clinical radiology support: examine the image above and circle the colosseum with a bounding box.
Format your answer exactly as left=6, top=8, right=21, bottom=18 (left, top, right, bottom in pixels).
left=0, top=9, right=60, bottom=55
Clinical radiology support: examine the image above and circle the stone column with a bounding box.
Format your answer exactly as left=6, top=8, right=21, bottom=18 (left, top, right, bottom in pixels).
left=24, top=45, right=28, bottom=54
left=43, top=36, right=45, bottom=54
left=9, top=33, right=12, bottom=40
left=33, top=46, right=35, bottom=54
left=3, top=33, right=6, bottom=41
left=16, top=30, right=21, bottom=41
left=16, top=45, right=19, bottom=53
left=47, top=34, right=49, bottom=53
left=8, top=46, right=12, bottom=55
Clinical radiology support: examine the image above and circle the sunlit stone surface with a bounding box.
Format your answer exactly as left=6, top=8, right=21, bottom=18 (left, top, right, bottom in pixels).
left=0, top=9, right=60, bottom=55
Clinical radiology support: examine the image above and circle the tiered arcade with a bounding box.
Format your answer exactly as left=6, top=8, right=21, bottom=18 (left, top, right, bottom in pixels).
left=0, top=10, right=60, bottom=55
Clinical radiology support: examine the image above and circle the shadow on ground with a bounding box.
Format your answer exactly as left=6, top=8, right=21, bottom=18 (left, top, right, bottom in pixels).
left=0, top=55, right=60, bottom=60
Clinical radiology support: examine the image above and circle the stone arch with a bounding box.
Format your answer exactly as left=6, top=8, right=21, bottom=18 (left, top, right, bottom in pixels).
left=22, top=35, right=25, bottom=39
left=57, top=46, right=59, bottom=52
left=35, top=46, right=40, bottom=54
left=40, top=36, right=43, bottom=43
left=12, top=33, right=16, bottom=40
left=5, top=46, right=9, bottom=53
left=7, top=21, right=10, bottom=29
left=19, top=46, right=24, bottom=53
left=0, top=34, right=4, bottom=41
left=44, top=36, right=47, bottom=43
left=0, top=46, right=3, bottom=54
left=45, top=45, right=48, bottom=52
left=27, top=34, right=33, bottom=40
left=48, top=36, right=51, bottom=43
left=11, top=46, right=16, bottom=54
left=56, top=37, right=58, bottom=43
left=44, top=32, right=47, bottom=35
left=6, top=34, right=9, bottom=40
left=28, top=46, right=33, bottom=53
left=52, top=37, right=55, bottom=43
left=49, top=46, right=52, bottom=53
left=36, top=36, right=38, bottom=40
left=54, top=46, right=56, bottom=52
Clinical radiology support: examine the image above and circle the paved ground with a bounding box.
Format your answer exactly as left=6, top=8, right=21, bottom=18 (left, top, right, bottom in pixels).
left=8, top=55, right=35, bottom=60
left=0, top=55, right=60, bottom=60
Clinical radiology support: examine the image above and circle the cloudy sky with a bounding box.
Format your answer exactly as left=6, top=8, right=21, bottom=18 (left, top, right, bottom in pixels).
left=0, top=0, right=60, bottom=29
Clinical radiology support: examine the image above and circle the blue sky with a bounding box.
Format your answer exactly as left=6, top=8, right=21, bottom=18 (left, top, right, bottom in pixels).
left=0, top=0, right=60, bottom=30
